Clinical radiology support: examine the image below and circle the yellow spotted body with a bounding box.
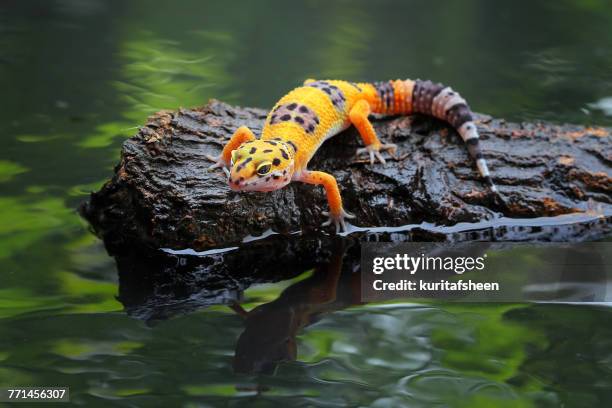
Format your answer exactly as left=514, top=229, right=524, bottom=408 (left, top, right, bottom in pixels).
left=262, top=80, right=366, bottom=170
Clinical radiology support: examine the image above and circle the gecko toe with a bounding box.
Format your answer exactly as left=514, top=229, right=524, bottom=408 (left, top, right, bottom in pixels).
left=374, top=151, right=386, bottom=164
left=343, top=210, right=356, bottom=219
left=381, top=142, right=397, bottom=152
left=205, top=154, right=219, bottom=163
left=381, top=143, right=398, bottom=157
left=206, top=154, right=230, bottom=176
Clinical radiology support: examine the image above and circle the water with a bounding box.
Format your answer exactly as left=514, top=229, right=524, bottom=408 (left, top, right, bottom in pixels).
left=1, top=0, right=612, bottom=406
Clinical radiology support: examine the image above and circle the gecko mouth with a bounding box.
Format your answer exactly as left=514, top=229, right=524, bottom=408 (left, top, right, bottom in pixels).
left=230, top=179, right=288, bottom=192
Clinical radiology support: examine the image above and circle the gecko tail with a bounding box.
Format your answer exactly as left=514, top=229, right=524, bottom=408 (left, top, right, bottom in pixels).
left=475, top=155, right=498, bottom=193
left=408, top=79, right=499, bottom=195
left=368, top=78, right=500, bottom=195
left=464, top=128, right=498, bottom=193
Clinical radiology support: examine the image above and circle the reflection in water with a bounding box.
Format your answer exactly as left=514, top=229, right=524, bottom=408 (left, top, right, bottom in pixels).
left=232, top=240, right=359, bottom=374
left=112, top=233, right=611, bottom=401
left=104, top=235, right=612, bottom=405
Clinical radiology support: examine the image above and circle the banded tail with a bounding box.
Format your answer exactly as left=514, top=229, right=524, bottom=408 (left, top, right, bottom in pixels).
left=366, top=79, right=498, bottom=193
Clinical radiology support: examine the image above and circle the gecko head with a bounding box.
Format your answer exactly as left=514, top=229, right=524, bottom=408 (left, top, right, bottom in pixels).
left=229, top=140, right=295, bottom=192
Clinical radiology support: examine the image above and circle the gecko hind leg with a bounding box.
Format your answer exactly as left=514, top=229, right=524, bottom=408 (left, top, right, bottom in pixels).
left=350, top=99, right=397, bottom=165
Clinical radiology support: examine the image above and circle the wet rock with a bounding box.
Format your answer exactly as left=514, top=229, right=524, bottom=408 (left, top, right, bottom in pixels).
left=80, top=100, right=611, bottom=251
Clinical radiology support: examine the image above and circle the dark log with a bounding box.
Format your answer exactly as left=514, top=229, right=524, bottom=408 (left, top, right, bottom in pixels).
left=80, top=100, right=611, bottom=251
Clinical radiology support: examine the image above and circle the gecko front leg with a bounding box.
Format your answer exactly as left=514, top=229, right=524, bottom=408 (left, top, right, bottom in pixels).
left=206, top=125, right=256, bottom=176
left=295, top=170, right=355, bottom=233
left=350, top=99, right=397, bottom=164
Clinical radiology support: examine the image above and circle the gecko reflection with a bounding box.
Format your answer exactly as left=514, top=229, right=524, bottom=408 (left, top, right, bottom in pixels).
left=230, top=241, right=361, bottom=375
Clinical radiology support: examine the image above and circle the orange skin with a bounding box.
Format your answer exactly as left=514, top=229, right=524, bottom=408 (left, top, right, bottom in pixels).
left=208, top=79, right=411, bottom=232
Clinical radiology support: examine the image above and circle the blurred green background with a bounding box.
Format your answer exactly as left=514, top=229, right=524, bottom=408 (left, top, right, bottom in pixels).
left=1, top=0, right=611, bottom=406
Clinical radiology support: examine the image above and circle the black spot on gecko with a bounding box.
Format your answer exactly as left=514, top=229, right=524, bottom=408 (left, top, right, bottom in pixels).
left=287, top=140, right=298, bottom=152
left=307, top=124, right=315, bottom=133
left=263, top=149, right=273, bottom=153
left=249, top=147, right=257, bottom=154
left=306, top=80, right=346, bottom=111
left=281, top=150, right=289, bottom=160
left=287, top=103, right=297, bottom=110
left=272, top=158, right=281, bottom=166
left=280, top=114, right=291, bottom=121
left=272, top=175, right=280, bottom=180
left=294, top=116, right=304, bottom=124
left=299, top=106, right=308, bottom=113
left=236, top=157, right=252, bottom=171
left=265, top=141, right=277, bottom=145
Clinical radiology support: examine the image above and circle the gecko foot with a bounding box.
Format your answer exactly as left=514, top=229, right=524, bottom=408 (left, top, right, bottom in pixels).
left=356, top=143, right=397, bottom=165
left=322, top=209, right=356, bottom=233
left=205, top=154, right=230, bottom=177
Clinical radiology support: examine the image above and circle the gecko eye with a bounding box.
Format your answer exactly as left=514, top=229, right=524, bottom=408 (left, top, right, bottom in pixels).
left=256, top=162, right=272, bottom=175
left=231, top=150, right=239, bottom=166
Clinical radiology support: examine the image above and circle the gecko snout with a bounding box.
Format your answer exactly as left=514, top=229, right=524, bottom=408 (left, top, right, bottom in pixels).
left=230, top=176, right=245, bottom=189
